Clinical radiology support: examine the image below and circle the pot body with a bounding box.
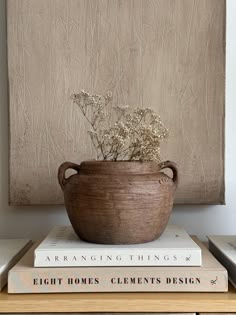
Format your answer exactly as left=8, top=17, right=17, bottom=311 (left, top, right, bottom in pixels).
left=58, top=161, right=178, bottom=244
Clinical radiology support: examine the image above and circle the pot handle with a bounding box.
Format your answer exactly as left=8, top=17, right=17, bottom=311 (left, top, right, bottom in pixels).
left=159, top=161, right=178, bottom=188
left=58, top=162, right=80, bottom=190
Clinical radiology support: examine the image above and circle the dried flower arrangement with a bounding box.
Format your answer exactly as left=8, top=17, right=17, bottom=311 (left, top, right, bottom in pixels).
left=71, top=90, right=169, bottom=162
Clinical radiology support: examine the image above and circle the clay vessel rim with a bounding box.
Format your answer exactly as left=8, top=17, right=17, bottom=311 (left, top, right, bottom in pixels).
left=80, top=160, right=161, bottom=165
left=79, top=160, right=163, bottom=175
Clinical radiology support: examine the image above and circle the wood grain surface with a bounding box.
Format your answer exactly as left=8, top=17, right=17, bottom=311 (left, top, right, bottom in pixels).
left=7, top=0, right=225, bottom=205
left=1, top=314, right=195, bottom=315
left=1, top=285, right=236, bottom=313
left=0, top=314, right=196, bottom=315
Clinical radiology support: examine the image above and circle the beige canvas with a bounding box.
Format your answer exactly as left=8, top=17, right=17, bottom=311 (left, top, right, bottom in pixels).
left=7, top=0, right=225, bottom=205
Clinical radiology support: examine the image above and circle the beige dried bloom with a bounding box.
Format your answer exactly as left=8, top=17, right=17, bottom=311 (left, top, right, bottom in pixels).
left=71, top=90, right=169, bottom=161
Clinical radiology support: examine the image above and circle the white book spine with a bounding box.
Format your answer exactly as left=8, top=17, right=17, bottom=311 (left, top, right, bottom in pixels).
left=34, top=249, right=201, bottom=267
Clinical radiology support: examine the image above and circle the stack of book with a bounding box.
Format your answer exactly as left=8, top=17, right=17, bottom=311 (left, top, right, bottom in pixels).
left=0, top=239, right=32, bottom=291
left=208, top=235, right=236, bottom=288
left=8, top=225, right=228, bottom=293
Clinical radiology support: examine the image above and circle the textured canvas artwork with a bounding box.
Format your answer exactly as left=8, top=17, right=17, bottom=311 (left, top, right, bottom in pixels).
left=7, top=0, right=225, bottom=205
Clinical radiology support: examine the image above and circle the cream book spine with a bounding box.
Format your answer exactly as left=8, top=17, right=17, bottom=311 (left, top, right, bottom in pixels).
left=34, top=225, right=202, bottom=267
left=8, top=237, right=227, bottom=293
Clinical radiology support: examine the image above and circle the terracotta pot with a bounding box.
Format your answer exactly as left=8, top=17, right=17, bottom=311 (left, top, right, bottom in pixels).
left=58, top=160, right=178, bottom=244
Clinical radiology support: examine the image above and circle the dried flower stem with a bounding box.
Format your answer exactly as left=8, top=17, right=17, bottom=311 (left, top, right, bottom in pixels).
left=71, top=90, right=169, bottom=162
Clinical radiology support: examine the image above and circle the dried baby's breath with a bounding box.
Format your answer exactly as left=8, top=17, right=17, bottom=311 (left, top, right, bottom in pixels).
left=71, top=90, right=169, bottom=161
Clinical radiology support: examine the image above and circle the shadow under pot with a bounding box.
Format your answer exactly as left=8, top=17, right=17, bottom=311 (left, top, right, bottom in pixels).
left=58, top=160, right=178, bottom=245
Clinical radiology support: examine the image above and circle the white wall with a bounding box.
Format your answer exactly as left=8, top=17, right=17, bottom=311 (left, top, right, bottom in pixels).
left=0, top=0, right=235, bottom=240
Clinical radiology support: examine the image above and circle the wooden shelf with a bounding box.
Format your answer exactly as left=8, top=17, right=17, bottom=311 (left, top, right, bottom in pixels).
left=0, top=285, right=236, bottom=313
